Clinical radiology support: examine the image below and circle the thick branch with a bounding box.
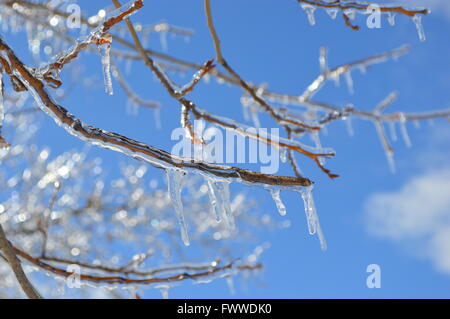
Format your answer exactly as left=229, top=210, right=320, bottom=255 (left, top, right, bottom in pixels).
left=0, top=223, right=42, bottom=299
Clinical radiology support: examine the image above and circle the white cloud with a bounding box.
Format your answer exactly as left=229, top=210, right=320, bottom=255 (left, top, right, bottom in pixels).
left=365, top=168, right=450, bottom=274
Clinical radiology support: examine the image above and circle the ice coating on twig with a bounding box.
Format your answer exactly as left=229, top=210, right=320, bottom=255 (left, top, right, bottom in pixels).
left=166, top=168, right=190, bottom=246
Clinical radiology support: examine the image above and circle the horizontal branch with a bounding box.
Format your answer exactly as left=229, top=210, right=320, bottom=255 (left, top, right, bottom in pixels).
left=297, top=0, right=429, bottom=17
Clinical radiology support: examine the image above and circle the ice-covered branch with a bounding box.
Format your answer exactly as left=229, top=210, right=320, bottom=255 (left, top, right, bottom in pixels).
left=0, top=37, right=313, bottom=187
left=297, top=0, right=429, bottom=33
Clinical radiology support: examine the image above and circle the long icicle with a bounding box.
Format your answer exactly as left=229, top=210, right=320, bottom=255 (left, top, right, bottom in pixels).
left=166, top=168, right=190, bottom=246
left=300, top=186, right=327, bottom=250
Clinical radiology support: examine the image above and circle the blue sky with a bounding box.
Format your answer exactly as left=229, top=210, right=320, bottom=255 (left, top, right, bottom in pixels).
left=3, top=0, right=450, bottom=298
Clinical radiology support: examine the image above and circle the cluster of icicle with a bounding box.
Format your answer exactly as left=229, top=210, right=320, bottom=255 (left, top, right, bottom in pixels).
left=165, top=167, right=327, bottom=250
left=300, top=2, right=428, bottom=42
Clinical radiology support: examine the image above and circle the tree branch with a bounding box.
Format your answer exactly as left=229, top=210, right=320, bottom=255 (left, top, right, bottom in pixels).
left=0, top=223, right=42, bottom=299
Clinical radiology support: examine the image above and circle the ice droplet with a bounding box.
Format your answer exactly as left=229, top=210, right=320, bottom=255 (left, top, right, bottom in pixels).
left=412, top=14, right=426, bottom=42
left=301, top=4, right=316, bottom=26
left=99, top=42, right=113, bottom=95
left=270, top=189, right=287, bottom=216
left=166, top=168, right=190, bottom=246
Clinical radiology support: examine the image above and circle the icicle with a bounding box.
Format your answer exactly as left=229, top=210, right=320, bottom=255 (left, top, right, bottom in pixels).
left=344, top=70, right=354, bottom=95
left=374, top=121, right=396, bottom=173
left=166, top=168, right=190, bottom=246
left=387, top=12, right=396, bottom=26
left=331, top=72, right=340, bottom=87
left=412, top=14, right=426, bottom=42
left=226, top=276, right=236, bottom=295
left=301, top=4, right=316, bottom=26
left=299, top=187, right=327, bottom=250
left=300, top=187, right=316, bottom=235
left=154, top=107, right=162, bottom=130
left=389, top=121, right=398, bottom=142
left=270, top=189, right=287, bottom=216
left=399, top=113, right=412, bottom=147
left=345, top=117, right=354, bottom=137
left=98, top=37, right=113, bottom=95
left=250, top=106, right=261, bottom=128
left=326, top=8, right=338, bottom=20
left=206, top=178, right=221, bottom=222
left=386, top=150, right=395, bottom=173
left=159, top=32, right=168, bottom=51
left=158, top=285, right=170, bottom=299
left=319, top=47, right=328, bottom=73
left=208, top=179, right=235, bottom=230
left=279, top=147, right=287, bottom=163
left=244, top=104, right=252, bottom=123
